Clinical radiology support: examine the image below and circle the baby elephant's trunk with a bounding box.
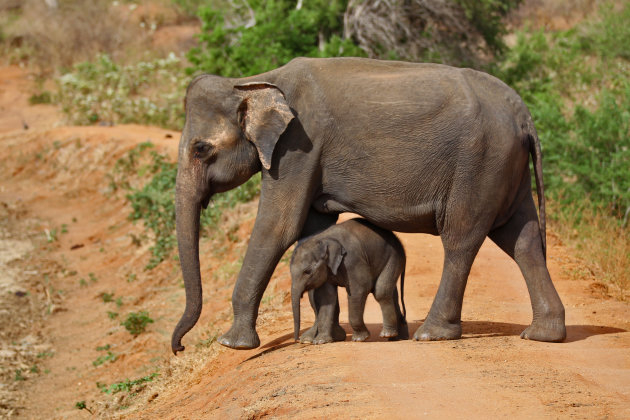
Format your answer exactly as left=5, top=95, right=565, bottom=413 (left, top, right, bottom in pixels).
left=292, top=284, right=303, bottom=341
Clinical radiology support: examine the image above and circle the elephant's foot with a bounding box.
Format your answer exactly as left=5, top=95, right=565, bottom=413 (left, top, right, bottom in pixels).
left=413, top=319, right=461, bottom=341
left=218, top=322, right=260, bottom=349
left=332, top=323, right=347, bottom=342
left=521, top=318, right=566, bottom=342
left=312, top=325, right=346, bottom=345
left=352, top=329, right=370, bottom=342
left=299, top=325, right=318, bottom=344
left=379, top=326, right=398, bottom=338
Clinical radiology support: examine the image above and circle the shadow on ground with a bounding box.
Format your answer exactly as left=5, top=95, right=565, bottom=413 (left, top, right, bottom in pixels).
left=247, top=320, right=627, bottom=360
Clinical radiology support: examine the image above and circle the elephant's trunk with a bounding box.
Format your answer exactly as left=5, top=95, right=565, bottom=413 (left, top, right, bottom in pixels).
left=171, top=179, right=203, bottom=354
left=292, top=283, right=303, bottom=341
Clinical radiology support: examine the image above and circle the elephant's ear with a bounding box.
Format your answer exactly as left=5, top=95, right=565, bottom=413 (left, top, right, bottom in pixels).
left=323, top=238, right=346, bottom=277
left=234, top=82, right=294, bottom=170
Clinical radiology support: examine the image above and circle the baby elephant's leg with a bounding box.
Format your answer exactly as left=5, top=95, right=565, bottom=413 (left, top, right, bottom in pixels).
left=348, top=291, right=370, bottom=341
left=311, top=283, right=346, bottom=345
left=298, top=289, right=319, bottom=343
left=374, top=262, right=403, bottom=339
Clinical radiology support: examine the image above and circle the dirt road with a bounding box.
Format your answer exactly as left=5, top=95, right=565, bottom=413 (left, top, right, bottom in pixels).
left=1, top=66, right=628, bottom=419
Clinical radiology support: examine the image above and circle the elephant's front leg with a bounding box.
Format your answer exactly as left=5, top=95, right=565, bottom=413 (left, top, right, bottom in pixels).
left=218, top=205, right=337, bottom=349
left=217, top=226, right=287, bottom=349
left=310, top=283, right=346, bottom=344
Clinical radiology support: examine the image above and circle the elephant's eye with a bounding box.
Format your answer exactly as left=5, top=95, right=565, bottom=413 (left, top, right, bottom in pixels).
left=193, top=141, right=212, bottom=157
left=303, top=268, right=312, bottom=276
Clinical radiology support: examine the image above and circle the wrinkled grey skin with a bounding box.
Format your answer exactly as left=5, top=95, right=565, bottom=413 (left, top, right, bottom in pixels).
left=172, top=57, right=566, bottom=353
left=291, top=218, right=408, bottom=344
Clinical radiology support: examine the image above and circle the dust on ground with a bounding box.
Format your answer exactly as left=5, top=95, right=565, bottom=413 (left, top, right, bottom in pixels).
left=0, top=65, right=628, bottom=420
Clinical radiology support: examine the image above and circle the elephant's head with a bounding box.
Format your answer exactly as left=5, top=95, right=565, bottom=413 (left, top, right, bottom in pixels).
left=171, top=75, right=295, bottom=354
left=291, top=238, right=347, bottom=341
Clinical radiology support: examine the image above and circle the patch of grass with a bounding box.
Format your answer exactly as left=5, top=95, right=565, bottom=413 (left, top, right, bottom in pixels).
left=107, top=311, right=119, bottom=320
left=121, top=311, right=154, bottom=336
left=36, top=351, right=54, bottom=359
left=14, top=369, right=25, bottom=381
left=98, top=373, right=159, bottom=395
left=111, top=143, right=261, bottom=269
left=75, top=400, right=93, bottom=414
left=195, top=333, right=218, bottom=348
left=101, top=292, right=114, bottom=303
left=93, top=351, right=118, bottom=367
left=56, top=53, right=188, bottom=129
left=45, top=228, right=57, bottom=243
left=28, top=91, right=52, bottom=104
left=549, top=200, right=629, bottom=296
left=1, top=0, right=146, bottom=74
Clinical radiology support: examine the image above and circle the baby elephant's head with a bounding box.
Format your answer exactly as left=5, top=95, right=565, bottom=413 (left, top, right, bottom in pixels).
left=290, top=238, right=346, bottom=341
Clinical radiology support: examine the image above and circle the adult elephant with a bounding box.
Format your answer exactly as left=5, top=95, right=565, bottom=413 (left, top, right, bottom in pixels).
left=171, top=57, right=566, bottom=353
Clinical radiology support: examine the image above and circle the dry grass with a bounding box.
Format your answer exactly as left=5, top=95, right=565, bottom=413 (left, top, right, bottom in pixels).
left=548, top=200, right=629, bottom=299
left=2, top=0, right=148, bottom=74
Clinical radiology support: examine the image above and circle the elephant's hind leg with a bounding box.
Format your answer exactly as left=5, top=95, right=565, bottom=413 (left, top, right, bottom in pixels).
left=414, top=210, right=489, bottom=341
left=413, top=240, right=484, bottom=341
left=489, top=196, right=566, bottom=342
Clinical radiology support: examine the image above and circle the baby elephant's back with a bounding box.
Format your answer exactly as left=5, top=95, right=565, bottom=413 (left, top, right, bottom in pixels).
left=341, top=218, right=406, bottom=265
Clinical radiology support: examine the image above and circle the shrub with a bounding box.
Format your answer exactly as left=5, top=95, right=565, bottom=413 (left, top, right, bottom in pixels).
left=111, top=143, right=261, bottom=269
left=493, top=3, right=630, bottom=220
left=187, top=0, right=364, bottom=77
left=121, top=311, right=154, bottom=336
left=492, top=1, right=630, bottom=294
left=56, top=53, right=188, bottom=129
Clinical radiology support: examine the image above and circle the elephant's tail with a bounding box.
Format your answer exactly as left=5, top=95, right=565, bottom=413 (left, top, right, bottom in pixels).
left=529, top=123, right=547, bottom=261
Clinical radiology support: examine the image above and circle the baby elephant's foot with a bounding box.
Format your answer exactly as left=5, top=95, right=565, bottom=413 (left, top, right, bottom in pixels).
left=379, top=326, right=399, bottom=339
left=352, top=330, right=370, bottom=342
left=332, top=324, right=347, bottom=342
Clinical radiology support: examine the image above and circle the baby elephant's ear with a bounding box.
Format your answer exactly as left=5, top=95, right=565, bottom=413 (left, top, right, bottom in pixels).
left=324, top=238, right=346, bottom=276
left=234, top=82, right=294, bottom=170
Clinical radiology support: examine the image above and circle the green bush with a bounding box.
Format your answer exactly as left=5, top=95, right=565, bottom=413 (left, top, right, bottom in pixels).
left=493, top=2, right=630, bottom=221
left=121, top=311, right=154, bottom=336
left=455, top=0, right=522, bottom=54
left=110, top=143, right=261, bottom=269
left=188, top=0, right=364, bottom=77
left=56, top=53, right=188, bottom=129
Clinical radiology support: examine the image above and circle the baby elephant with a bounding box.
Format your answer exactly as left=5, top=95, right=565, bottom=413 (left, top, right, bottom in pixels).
left=291, top=218, right=408, bottom=343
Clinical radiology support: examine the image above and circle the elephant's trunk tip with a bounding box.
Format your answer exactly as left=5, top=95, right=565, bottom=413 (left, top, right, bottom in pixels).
left=171, top=335, right=186, bottom=355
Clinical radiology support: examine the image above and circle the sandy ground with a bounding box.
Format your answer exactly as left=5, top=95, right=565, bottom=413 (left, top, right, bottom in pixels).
left=0, top=65, right=628, bottom=419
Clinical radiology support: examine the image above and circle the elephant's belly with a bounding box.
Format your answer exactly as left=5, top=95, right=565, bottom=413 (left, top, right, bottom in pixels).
left=313, top=195, right=440, bottom=235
